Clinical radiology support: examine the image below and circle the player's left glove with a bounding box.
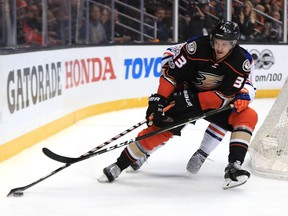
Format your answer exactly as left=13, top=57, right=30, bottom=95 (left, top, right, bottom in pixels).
left=233, top=88, right=250, bottom=113
left=168, top=89, right=202, bottom=114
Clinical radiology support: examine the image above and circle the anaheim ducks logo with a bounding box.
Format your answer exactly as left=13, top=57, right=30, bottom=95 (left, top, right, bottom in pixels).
left=186, top=41, right=197, bottom=55
left=194, top=71, right=224, bottom=90
left=242, top=59, right=251, bottom=73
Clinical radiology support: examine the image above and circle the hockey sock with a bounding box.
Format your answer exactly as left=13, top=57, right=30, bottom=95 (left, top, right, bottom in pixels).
left=117, top=141, right=147, bottom=171
left=229, top=126, right=252, bottom=163
left=199, top=123, right=227, bottom=154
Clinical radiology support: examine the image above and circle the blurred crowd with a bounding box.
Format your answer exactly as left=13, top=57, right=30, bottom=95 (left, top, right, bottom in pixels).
left=232, top=0, right=284, bottom=42
left=0, top=0, right=286, bottom=48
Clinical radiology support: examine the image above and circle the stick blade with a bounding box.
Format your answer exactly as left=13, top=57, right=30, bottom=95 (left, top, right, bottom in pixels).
left=7, top=187, right=25, bottom=197
left=42, top=147, right=78, bottom=163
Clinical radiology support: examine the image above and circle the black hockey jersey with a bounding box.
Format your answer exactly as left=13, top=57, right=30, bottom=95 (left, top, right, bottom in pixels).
left=161, top=36, right=251, bottom=99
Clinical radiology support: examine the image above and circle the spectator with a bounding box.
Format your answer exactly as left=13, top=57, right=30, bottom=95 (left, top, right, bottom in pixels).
left=254, top=4, right=267, bottom=42
left=270, top=10, right=282, bottom=40
left=270, top=2, right=282, bottom=19
left=88, top=4, right=108, bottom=44
left=113, top=0, right=140, bottom=41
left=155, top=7, right=173, bottom=42
left=209, top=0, right=225, bottom=18
left=254, top=21, right=279, bottom=42
left=273, top=0, right=283, bottom=8
left=254, top=4, right=265, bottom=34
left=145, top=7, right=172, bottom=42
left=23, top=4, right=43, bottom=45
left=101, top=7, right=111, bottom=41
left=233, top=0, right=256, bottom=42
left=16, top=0, right=28, bottom=46
left=47, top=0, right=71, bottom=45
left=113, top=9, right=132, bottom=43
left=46, top=10, right=64, bottom=45
left=259, top=0, right=272, bottom=14
left=101, top=7, right=131, bottom=43
left=181, top=0, right=215, bottom=40
left=71, top=0, right=86, bottom=44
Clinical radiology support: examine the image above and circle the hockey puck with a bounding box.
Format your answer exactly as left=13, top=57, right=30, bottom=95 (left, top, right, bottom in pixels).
left=13, top=192, right=24, bottom=197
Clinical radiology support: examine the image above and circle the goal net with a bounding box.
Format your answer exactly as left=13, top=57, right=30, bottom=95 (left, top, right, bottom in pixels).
left=249, top=77, right=288, bottom=179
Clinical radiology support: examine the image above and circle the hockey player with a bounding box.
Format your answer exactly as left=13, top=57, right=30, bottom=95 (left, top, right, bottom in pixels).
left=128, top=53, right=256, bottom=175
left=98, top=19, right=258, bottom=188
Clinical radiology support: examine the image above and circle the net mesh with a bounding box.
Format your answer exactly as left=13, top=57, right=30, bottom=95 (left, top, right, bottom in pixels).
left=250, top=77, right=288, bottom=179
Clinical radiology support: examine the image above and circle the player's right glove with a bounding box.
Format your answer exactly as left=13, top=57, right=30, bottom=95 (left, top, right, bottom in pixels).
left=146, top=94, right=168, bottom=126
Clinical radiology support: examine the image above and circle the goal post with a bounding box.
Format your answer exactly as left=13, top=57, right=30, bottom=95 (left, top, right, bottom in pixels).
left=249, top=77, right=288, bottom=179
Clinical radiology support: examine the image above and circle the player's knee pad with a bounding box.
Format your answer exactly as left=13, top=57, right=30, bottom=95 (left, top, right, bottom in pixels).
left=138, top=125, right=173, bottom=151
left=228, top=107, right=258, bottom=130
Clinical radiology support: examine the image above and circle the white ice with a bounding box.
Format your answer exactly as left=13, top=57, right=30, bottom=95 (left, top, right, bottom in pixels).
left=1, top=98, right=288, bottom=216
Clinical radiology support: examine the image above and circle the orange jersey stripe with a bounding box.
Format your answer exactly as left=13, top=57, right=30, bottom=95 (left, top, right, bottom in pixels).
left=223, top=60, right=247, bottom=76
left=157, top=77, right=175, bottom=98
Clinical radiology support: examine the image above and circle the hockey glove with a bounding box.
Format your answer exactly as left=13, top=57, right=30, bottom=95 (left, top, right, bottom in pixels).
left=168, top=89, right=201, bottom=114
left=233, top=89, right=250, bottom=113
left=146, top=94, right=169, bottom=126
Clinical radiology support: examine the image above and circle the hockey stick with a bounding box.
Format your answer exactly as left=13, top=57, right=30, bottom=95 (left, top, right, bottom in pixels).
left=7, top=105, right=231, bottom=197
left=7, top=103, right=175, bottom=197
left=43, top=105, right=232, bottom=164
left=6, top=119, right=146, bottom=197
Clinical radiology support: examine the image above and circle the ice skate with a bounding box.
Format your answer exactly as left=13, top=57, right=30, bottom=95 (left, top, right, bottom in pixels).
left=186, top=149, right=208, bottom=174
left=97, top=163, right=121, bottom=183
left=223, top=161, right=250, bottom=189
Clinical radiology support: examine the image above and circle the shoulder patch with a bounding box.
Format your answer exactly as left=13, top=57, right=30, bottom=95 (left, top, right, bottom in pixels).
left=186, top=41, right=197, bottom=55
left=242, top=59, right=251, bottom=73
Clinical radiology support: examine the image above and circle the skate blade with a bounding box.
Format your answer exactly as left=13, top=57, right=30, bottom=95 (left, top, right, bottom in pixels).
left=222, top=175, right=249, bottom=189
left=97, top=174, right=109, bottom=183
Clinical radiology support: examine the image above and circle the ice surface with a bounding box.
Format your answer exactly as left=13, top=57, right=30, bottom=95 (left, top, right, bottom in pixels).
left=1, top=98, right=288, bottom=216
